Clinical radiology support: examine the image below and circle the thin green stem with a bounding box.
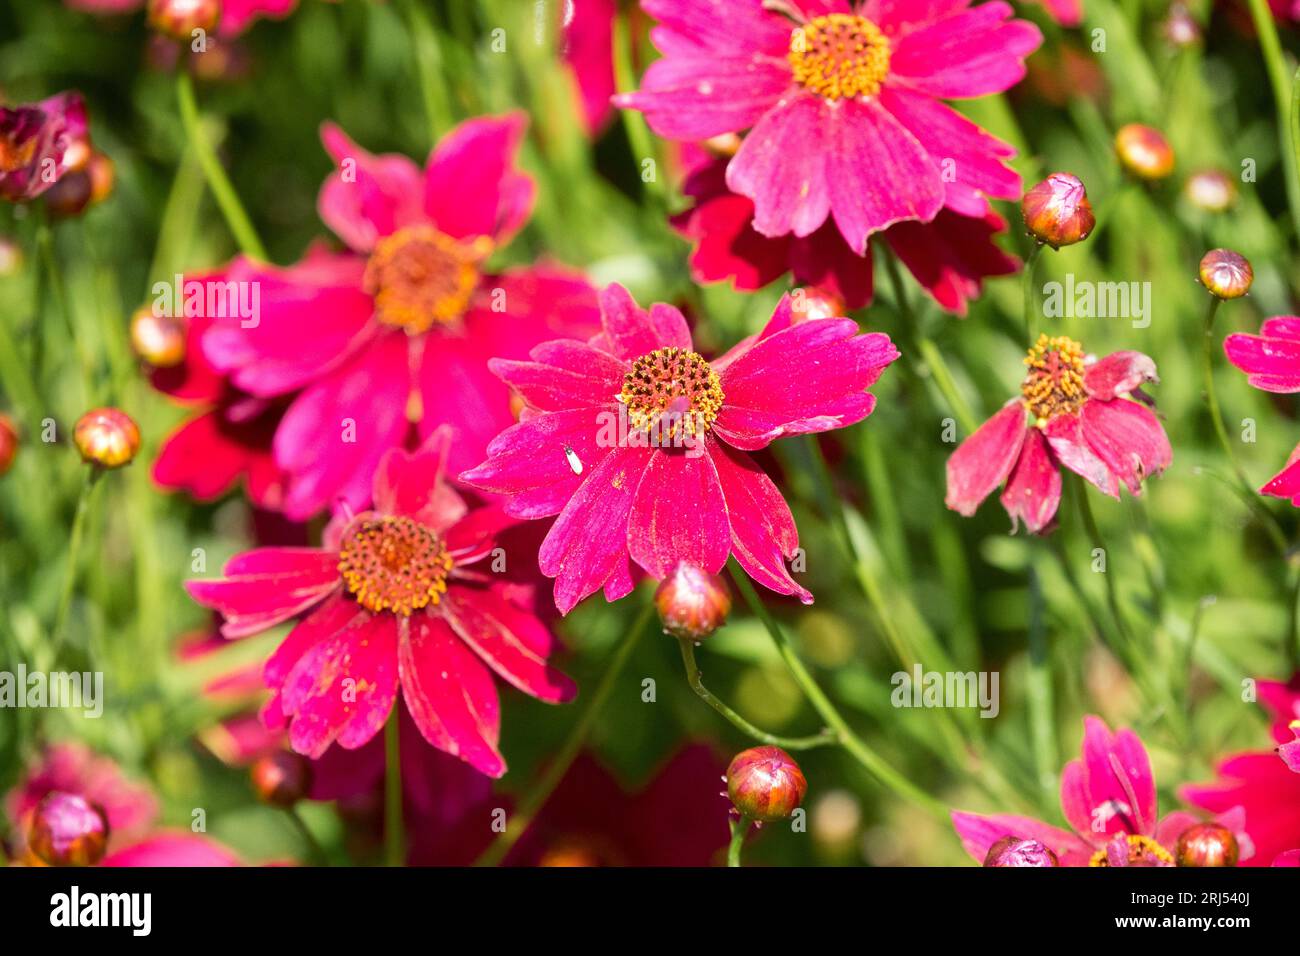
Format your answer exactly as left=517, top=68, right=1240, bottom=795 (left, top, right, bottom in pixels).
left=1025, top=562, right=1056, bottom=806
left=727, top=815, right=750, bottom=867
left=1023, top=243, right=1044, bottom=343
left=1073, top=476, right=1135, bottom=649
left=286, top=807, right=329, bottom=867
left=612, top=10, right=664, bottom=202
left=402, top=0, right=452, bottom=144
left=51, top=467, right=101, bottom=663
left=175, top=70, right=268, bottom=261
left=1246, top=0, right=1300, bottom=241
left=37, top=220, right=93, bottom=404
left=474, top=599, right=655, bottom=867
left=384, top=708, right=404, bottom=867
left=678, top=639, right=837, bottom=749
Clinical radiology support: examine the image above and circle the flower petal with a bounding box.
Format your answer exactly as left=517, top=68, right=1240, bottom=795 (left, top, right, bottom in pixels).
left=489, top=340, right=627, bottom=413
left=1080, top=397, right=1171, bottom=496
left=593, top=283, right=692, bottom=362
left=102, top=833, right=241, bottom=867
left=950, top=810, right=1091, bottom=866
left=999, top=426, right=1061, bottom=533
left=726, top=94, right=832, bottom=240
left=372, top=431, right=468, bottom=531
left=1224, top=329, right=1300, bottom=393
left=627, top=449, right=731, bottom=579
left=889, top=2, right=1042, bottom=99
left=442, top=589, right=576, bottom=703
left=423, top=112, right=535, bottom=244
left=318, top=122, right=425, bottom=253
left=1044, top=411, right=1118, bottom=498
left=1083, top=350, right=1159, bottom=400
left=945, top=401, right=1026, bottom=516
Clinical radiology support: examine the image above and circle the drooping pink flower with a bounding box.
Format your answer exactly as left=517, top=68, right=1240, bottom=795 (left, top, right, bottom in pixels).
left=674, top=152, right=1018, bottom=313
left=1183, top=674, right=1300, bottom=866
left=0, top=92, right=88, bottom=202
left=187, top=430, right=578, bottom=778
left=952, top=717, right=1252, bottom=867
left=946, top=334, right=1171, bottom=533
left=1223, top=316, right=1300, bottom=506
left=614, top=0, right=1040, bottom=252
left=196, top=113, right=599, bottom=519
left=5, top=743, right=240, bottom=867
left=461, top=284, right=898, bottom=613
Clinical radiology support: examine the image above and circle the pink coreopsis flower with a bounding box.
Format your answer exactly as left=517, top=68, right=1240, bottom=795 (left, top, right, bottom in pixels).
left=0, top=92, right=88, bottom=202
left=946, top=335, right=1171, bottom=533
left=614, top=0, right=1041, bottom=253
left=674, top=151, right=1019, bottom=313
left=196, top=113, right=599, bottom=519
left=1183, top=675, right=1300, bottom=866
left=461, top=285, right=899, bottom=613
left=64, top=0, right=296, bottom=35
left=952, top=717, right=1252, bottom=867
left=187, top=430, right=577, bottom=778
left=1222, top=316, right=1300, bottom=506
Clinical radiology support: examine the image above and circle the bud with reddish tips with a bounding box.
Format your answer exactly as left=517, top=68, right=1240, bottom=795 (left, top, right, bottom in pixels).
left=726, top=746, right=806, bottom=823
left=27, top=792, right=110, bottom=867
left=1021, top=173, right=1094, bottom=249
left=250, top=751, right=312, bottom=808
left=1176, top=823, right=1240, bottom=867
left=1114, top=124, right=1175, bottom=181
left=130, top=308, right=187, bottom=368
left=983, top=835, right=1060, bottom=867
left=1199, top=249, right=1253, bottom=300
left=655, top=562, right=731, bottom=642
left=0, top=414, right=17, bottom=476
left=1184, top=169, right=1236, bottom=214
left=73, top=407, right=141, bottom=469
left=147, top=0, right=220, bottom=40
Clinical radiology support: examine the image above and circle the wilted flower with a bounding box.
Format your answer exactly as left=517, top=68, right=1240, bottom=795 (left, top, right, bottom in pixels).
left=1114, top=123, right=1174, bottom=181
left=462, top=286, right=899, bottom=612
left=73, top=407, right=141, bottom=469
left=1021, top=173, right=1094, bottom=248
left=655, top=562, right=731, bottom=641
left=726, top=746, right=807, bottom=822
left=982, top=835, right=1059, bottom=867
left=1199, top=248, right=1253, bottom=299
left=1175, top=823, right=1240, bottom=867
left=26, top=792, right=110, bottom=867
left=1184, top=169, right=1236, bottom=213
left=945, top=335, right=1171, bottom=533
left=0, top=91, right=88, bottom=202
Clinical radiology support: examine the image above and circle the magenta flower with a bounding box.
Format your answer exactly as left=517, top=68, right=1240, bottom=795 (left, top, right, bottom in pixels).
left=187, top=430, right=577, bottom=777
left=0, top=91, right=88, bottom=202
left=614, top=0, right=1040, bottom=252
left=1223, top=316, right=1300, bottom=505
left=946, top=335, right=1171, bottom=533
left=461, top=284, right=899, bottom=613
left=674, top=152, right=1018, bottom=313
left=195, top=113, right=599, bottom=519
left=65, top=0, right=296, bottom=35
left=952, top=717, right=1252, bottom=867
left=1183, top=674, right=1300, bottom=866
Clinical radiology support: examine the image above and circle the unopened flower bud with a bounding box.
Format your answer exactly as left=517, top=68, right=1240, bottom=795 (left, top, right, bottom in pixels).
left=792, top=286, right=845, bottom=321
left=147, top=0, right=220, bottom=40
left=1115, top=124, right=1174, bottom=181
left=27, top=792, right=109, bottom=867
left=1176, top=823, right=1239, bottom=867
left=1199, top=248, right=1252, bottom=299
left=73, top=407, right=141, bottom=469
left=983, top=835, right=1060, bottom=867
left=250, top=751, right=312, bottom=808
left=1021, top=173, right=1095, bottom=249
left=130, top=308, right=187, bottom=368
left=726, top=746, right=806, bottom=822
left=655, top=562, right=731, bottom=641
left=0, top=414, right=16, bottom=476
left=43, top=169, right=93, bottom=218
left=1162, top=2, right=1201, bottom=48
left=1184, top=169, right=1236, bottom=214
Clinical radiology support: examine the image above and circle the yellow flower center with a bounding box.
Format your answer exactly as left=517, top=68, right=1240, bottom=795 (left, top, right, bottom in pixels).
left=364, top=226, right=489, bottom=333
left=618, top=347, right=724, bottom=440
left=337, top=515, right=453, bottom=616
left=788, top=14, right=891, bottom=101
left=1021, top=334, right=1087, bottom=426
left=1088, top=834, right=1175, bottom=867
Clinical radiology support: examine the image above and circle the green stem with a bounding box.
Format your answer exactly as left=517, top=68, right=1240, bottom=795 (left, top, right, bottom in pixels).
left=1245, top=0, right=1300, bottom=241
left=612, top=9, right=664, bottom=202
left=678, top=639, right=837, bottom=749
left=474, top=599, right=655, bottom=867
left=286, top=807, right=329, bottom=867
left=727, top=815, right=750, bottom=867
left=402, top=0, right=452, bottom=145
left=727, top=562, right=948, bottom=817
left=1025, top=562, right=1056, bottom=806
left=1023, top=243, right=1044, bottom=343
left=37, top=220, right=94, bottom=405
left=384, top=708, right=404, bottom=866
left=175, top=70, right=268, bottom=261
left=51, top=467, right=101, bottom=664
left=1073, top=475, right=1135, bottom=650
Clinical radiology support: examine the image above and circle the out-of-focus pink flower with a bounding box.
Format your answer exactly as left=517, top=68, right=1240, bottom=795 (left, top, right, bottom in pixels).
left=945, top=335, right=1170, bottom=533
left=462, top=285, right=899, bottom=612
left=65, top=0, right=297, bottom=36
left=5, top=743, right=240, bottom=867
left=561, top=0, right=618, bottom=135
left=1034, top=0, right=1082, bottom=26
left=1183, top=675, right=1300, bottom=866
left=952, top=717, right=1252, bottom=866
left=0, top=92, right=88, bottom=202
left=187, top=429, right=577, bottom=777
left=1223, top=317, right=1300, bottom=506
left=195, top=114, right=599, bottom=519
left=673, top=153, right=1018, bottom=314
left=614, top=0, right=1040, bottom=252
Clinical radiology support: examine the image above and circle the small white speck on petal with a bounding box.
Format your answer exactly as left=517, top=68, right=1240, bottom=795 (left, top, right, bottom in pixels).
left=564, top=444, right=584, bottom=476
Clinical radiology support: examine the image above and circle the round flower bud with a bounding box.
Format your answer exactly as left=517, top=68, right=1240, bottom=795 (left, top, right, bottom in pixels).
left=1114, top=124, right=1175, bottom=181
left=655, top=562, right=731, bottom=641
left=1021, top=173, right=1095, bottom=249
left=147, top=0, right=220, bottom=40
left=43, top=169, right=94, bottom=219
left=73, top=407, right=141, bottom=469
left=1184, top=169, right=1236, bottom=214
left=726, top=746, right=807, bottom=823
left=1175, top=823, right=1239, bottom=867
left=27, top=792, right=110, bottom=867
left=0, top=414, right=17, bottom=476
left=792, top=286, right=845, bottom=321
left=130, top=308, right=187, bottom=368
left=250, top=751, right=312, bottom=808
left=1198, top=248, right=1253, bottom=300
left=983, top=835, right=1060, bottom=867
